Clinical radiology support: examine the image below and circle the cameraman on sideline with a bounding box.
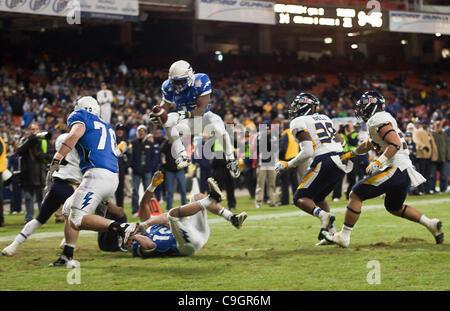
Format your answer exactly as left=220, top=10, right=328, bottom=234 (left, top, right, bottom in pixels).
left=17, top=122, right=53, bottom=224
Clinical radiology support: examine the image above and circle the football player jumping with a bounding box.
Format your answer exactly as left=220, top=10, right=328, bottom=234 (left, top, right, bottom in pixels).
left=275, top=93, right=352, bottom=246
left=47, top=96, right=140, bottom=256
left=150, top=60, right=240, bottom=178
left=321, top=91, right=443, bottom=248
left=128, top=171, right=247, bottom=258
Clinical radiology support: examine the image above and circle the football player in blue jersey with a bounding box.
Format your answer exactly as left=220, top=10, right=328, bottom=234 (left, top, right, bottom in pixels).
left=129, top=171, right=247, bottom=258
left=47, top=96, right=140, bottom=256
left=150, top=60, right=240, bottom=178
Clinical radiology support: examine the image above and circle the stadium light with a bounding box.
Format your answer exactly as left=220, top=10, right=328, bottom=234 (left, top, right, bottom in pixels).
left=351, top=44, right=358, bottom=49
left=347, top=32, right=359, bottom=37
left=215, top=51, right=223, bottom=62
left=435, top=33, right=442, bottom=37
left=401, top=40, right=408, bottom=45
left=324, top=37, right=333, bottom=44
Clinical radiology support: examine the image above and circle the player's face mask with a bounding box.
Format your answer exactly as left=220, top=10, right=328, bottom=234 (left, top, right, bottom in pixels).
left=170, top=77, right=189, bottom=93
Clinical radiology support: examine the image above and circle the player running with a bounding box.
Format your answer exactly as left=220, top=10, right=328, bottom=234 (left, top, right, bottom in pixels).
left=2, top=133, right=82, bottom=257
left=149, top=60, right=240, bottom=178
left=321, top=91, right=443, bottom=248
left=47, top=96, right=139, bottom=254
left=275, top=93, right=352, bottom=245
left=129, top=171, right=247, bottom=258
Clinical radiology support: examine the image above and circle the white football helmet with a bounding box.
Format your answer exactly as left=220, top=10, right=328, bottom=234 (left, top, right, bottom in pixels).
left=168, top=60, right=195, bottom=93
left=74, top=96, right=100, bottom=117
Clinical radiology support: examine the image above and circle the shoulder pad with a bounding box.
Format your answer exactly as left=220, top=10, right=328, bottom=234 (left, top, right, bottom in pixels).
left=194, top=73, right=212, bottom=96
left=367, top=112, right=392, bottom=131
left=290, top=117, right=307, bottom=137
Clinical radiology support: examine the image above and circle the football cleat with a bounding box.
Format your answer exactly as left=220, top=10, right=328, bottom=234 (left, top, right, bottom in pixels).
left=207, top=177, right=224, bottom=203
left=315, top=239, right=333, bottom=246
left=317, top=212, right=335, bottom=240
left=321, top=230, right=350, bottom=248
left=427, top=219, right=444, bottom=244
left=230, top=212, right=248, bottom=229
left=48, top=254, right=77, bottom=268
left=176, top=155, right=192, bottom=170
left=2, top=243, right=18, bottom=257
left=151, top=170, right=165, bottom=188
left=226, top=159, right=241, bottom=179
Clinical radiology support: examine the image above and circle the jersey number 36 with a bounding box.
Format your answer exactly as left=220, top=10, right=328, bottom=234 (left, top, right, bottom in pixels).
left=315, top=122, right=338, bottom=144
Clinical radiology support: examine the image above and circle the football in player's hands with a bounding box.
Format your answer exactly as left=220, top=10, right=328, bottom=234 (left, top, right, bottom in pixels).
left=151, top=104, right=167, bottom=125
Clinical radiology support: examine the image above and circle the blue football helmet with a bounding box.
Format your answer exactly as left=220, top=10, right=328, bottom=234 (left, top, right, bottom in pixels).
left=356, top=91, right=385, bottom=122
left=289, top=92, right=320, bottom=119
left=168, top=60, right=195, bottom=93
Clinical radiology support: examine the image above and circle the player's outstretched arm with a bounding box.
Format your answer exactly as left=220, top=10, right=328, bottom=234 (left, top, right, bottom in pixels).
left=341, top=139, right=373, bottom=161
left=139, top=171, right=167, bottom=226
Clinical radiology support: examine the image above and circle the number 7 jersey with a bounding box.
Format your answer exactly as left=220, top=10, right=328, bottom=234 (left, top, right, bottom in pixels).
left=290, top=114, right=343, bottom=157
left=67, top=110, right=119, bottom=174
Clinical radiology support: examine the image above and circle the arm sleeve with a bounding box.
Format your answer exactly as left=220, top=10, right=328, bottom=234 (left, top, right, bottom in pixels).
left=287, top=140, right=314, bottom=168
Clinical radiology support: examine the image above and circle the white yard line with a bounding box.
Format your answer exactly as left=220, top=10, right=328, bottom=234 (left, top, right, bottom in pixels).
left=0, top=198, right=448, bottom=243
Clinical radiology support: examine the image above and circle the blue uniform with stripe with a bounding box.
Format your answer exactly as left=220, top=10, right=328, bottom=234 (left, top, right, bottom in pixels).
left=132, top=224, right=180, bottom=258
left=67, top=110, right=118, bottom=174
left=161, top=73, right=212, bottom=113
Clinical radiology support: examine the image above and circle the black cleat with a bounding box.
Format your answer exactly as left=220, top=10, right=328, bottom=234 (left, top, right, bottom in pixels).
left=230, top=212, right=247, bottom=229
left=207, top=178, right=224, bottom=203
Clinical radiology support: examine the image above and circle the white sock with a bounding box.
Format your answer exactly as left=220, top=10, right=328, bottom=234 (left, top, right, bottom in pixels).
left=419, top=215, right=432, bottom=227
left=312, top=207, right=325, bottom=218
left=341, top=224, right=353, bottom=238
left=15, top=219, right=42, bottom=244
left=219, top=208, right=233, bottom=221
left=198, top=197, right=213, bottom=209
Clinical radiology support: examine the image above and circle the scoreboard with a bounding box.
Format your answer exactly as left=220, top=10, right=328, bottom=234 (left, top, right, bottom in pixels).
left=274, top=3, right=389, bottom=30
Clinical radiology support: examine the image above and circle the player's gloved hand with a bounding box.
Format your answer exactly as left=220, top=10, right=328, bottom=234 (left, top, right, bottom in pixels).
left=117, top=141, right=128, bottom=154
left=275, top=161, right=288, bottom=174
left=149, top=113, right=162, bottom=125
left=340, top=151, right=356, bottom=161
left=178, top=110, right=193, bottom=121
left=366, top=159, right=382, bottom=175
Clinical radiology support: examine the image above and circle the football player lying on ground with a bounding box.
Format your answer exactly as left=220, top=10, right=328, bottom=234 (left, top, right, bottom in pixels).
left=129, top=171, right=247, bottom=258
left=321, top=91, right=443, bottom=248
left=275, top=93, right=353, bottom=246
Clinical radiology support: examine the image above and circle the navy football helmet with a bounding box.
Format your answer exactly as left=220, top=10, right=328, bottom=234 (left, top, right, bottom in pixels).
left=355, top=91, right=385, bottom=122
left=289, top=92, right=320, bottom=119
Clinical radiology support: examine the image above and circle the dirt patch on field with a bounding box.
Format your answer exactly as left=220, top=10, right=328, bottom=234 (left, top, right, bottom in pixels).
left=369, top=242, right=391, bottom=247
left=397, top=237, right=425, bottom=243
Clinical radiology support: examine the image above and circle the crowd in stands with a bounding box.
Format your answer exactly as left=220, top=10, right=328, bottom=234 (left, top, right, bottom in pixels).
left=0, top=55, right=449, bottom=225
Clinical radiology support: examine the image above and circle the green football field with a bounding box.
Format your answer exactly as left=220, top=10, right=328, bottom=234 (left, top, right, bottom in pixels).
left=0, top=193, right=449, bottom=291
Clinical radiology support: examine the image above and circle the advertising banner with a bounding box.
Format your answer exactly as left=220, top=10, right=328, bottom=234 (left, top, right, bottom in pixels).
left=196, top=0, right=276, bottom=25
left=0, top=0, right=139, bottom=21
left=389, top=10, right=450, bottom=35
